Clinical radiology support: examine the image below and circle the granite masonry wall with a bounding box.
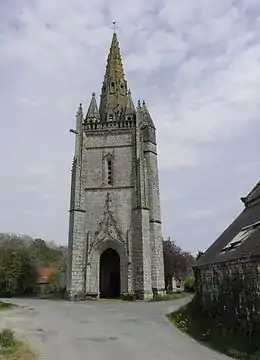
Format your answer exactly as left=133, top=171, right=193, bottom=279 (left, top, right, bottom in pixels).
left=194, top=259, right=260, bottom=336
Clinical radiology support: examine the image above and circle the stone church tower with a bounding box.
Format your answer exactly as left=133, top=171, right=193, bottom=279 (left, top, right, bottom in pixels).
left=66, top=30, right=165, bottom=300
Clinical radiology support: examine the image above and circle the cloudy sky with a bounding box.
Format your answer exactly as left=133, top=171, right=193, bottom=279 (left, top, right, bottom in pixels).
left=0, top=0, right=259, bottom=255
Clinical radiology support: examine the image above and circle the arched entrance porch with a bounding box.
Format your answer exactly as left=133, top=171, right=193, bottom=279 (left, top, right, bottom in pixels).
left=99, top=248, right=120, bottom=298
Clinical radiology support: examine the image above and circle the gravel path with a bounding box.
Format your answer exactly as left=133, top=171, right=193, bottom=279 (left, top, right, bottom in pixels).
left=0, top=298, right=231, bottom=360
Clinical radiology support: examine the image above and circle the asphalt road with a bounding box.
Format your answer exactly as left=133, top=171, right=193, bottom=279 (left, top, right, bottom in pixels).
left=0, top=297, right=231, bottom=360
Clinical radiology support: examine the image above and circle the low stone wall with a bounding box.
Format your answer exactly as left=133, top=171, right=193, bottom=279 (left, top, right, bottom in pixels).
left=194, top=259, right=260, bottom=336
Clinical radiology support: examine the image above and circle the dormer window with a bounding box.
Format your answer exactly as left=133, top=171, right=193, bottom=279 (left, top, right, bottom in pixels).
left=220, top=221, right=260, bottom=254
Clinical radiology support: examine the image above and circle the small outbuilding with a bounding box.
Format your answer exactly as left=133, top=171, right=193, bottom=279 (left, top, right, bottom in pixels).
left=194, top=181, right=260, bottom=333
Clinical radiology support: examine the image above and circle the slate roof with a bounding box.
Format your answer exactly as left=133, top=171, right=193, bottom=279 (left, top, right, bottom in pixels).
left=196, top=181, right=260, bottom=267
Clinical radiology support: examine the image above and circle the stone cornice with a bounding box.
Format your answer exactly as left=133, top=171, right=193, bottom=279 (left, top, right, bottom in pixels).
left=84, top=128, right=134, bottom=137
left=85, top=144, right=132, bottom=150
left=85, top=186, right=133, bottom=191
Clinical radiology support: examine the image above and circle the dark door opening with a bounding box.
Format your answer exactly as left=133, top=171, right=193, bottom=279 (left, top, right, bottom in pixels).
left=100, top=248, right=120, bottom=299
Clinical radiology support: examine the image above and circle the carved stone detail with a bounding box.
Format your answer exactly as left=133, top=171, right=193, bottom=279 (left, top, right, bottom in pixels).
left=88, top=193, right=126, bottom=254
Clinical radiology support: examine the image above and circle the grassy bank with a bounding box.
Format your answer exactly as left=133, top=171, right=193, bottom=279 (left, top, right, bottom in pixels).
left=167, top=300, right=260, bottom=360
left=0, top=328, right=35, bottom=360
left=84, top=292, right=192, bottom=302
left=0, top=302, right=14, bottom=311
left=149, top=292, right=191, bottom=302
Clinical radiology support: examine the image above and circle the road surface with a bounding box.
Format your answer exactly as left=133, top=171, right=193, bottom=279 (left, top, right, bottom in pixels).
left=0, top=297, right=231, bottom=360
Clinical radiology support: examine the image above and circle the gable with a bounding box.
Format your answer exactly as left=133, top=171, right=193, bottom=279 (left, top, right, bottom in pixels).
left=88, top=206, right=126, bottom=254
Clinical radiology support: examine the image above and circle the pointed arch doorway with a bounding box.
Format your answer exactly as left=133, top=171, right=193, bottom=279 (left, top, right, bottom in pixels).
left=99, top=248, right=121, bottom=298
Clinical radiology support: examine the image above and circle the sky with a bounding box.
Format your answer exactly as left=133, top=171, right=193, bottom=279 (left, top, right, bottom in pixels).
left=0, top=0, right=259, bottom=255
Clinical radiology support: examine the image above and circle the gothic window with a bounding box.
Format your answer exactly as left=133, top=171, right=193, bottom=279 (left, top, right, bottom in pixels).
left=107, top=159, right=112, bottom=185
left=103, top=153, right=114, bottom=186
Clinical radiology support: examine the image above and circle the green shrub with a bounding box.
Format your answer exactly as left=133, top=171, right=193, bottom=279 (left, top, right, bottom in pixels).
left=168, top=299, right=260, bottom=360
left=121, top=293, right=137, bottom=301
left=184, top=278, right=195, bottom=293
left=0, top=328, right=35, bottom=359
left=0, top=328, right=15, bottom=350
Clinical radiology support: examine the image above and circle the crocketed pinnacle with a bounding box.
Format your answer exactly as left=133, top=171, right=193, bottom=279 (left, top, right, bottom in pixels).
left=74, top=103, right=83, bottom=158
left=85, top=92, right=100, bottom=121
left=76, top=103, right=83, bottom=119
left=99, top=31, right=128, bottom=121
left=76, top=103, right=83, bottom=132
left=126, top=89, right=136, bottom=115
left=142, top=100, right=155, bottom=129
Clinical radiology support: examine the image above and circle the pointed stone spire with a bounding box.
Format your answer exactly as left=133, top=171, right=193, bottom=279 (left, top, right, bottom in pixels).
left=99, top=29, right=128, bottom=121
left=126, top=89, right=136, bottom=115
left=85, top=92, right=100, bottom=121
left=142, top=100, right=155, bottom=129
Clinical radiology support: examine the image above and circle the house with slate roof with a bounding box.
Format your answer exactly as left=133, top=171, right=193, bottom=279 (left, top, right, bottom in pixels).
left=194, top=181, right=260, bottom=333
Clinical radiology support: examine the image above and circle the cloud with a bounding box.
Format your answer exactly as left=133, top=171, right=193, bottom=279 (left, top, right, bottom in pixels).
left=0, top=0, right=259, bottom=254
left=187, top=209, right=212, bottom=221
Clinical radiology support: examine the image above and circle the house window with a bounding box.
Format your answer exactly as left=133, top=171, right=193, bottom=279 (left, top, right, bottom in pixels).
left=107, top=159, right=112, bottom=185
left=220, top=220, right=260, bottom=253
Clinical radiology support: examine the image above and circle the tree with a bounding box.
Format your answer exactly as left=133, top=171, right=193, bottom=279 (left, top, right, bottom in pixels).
left=0, top=233, right=67, bottom=297
left=0, top=243, right=37, bottom=296
left=28, top=238, right=62, bottom=267
left=163, top=237, right=195, bottom=289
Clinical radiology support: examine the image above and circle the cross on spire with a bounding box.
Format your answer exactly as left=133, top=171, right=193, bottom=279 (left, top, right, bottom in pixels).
left=111, top=21, right=119, bottom=33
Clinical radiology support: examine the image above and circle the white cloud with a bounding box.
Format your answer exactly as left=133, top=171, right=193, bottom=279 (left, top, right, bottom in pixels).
left=187, top=209, right=212, bottom=221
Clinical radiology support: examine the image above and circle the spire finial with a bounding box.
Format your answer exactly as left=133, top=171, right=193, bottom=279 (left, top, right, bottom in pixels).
left=112, top=21, right=118, bottom=33
left=76, top=102, right=83, bottom=116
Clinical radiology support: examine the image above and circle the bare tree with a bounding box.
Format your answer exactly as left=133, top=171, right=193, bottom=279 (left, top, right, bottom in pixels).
left=163, top=237, right=195, bottom=288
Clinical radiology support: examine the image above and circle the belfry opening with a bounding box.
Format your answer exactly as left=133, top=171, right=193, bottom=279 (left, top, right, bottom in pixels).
left=99, top=248, right=120, bottom=298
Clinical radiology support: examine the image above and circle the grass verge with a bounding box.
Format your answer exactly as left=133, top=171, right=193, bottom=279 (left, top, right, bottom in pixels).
left=149, top=292, right=191, bottom=302
left=167, top=299, right=260, bottom=360
left=0, top=328, right=35, bottom=360
left=0, top=302, right=14, bottom=311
